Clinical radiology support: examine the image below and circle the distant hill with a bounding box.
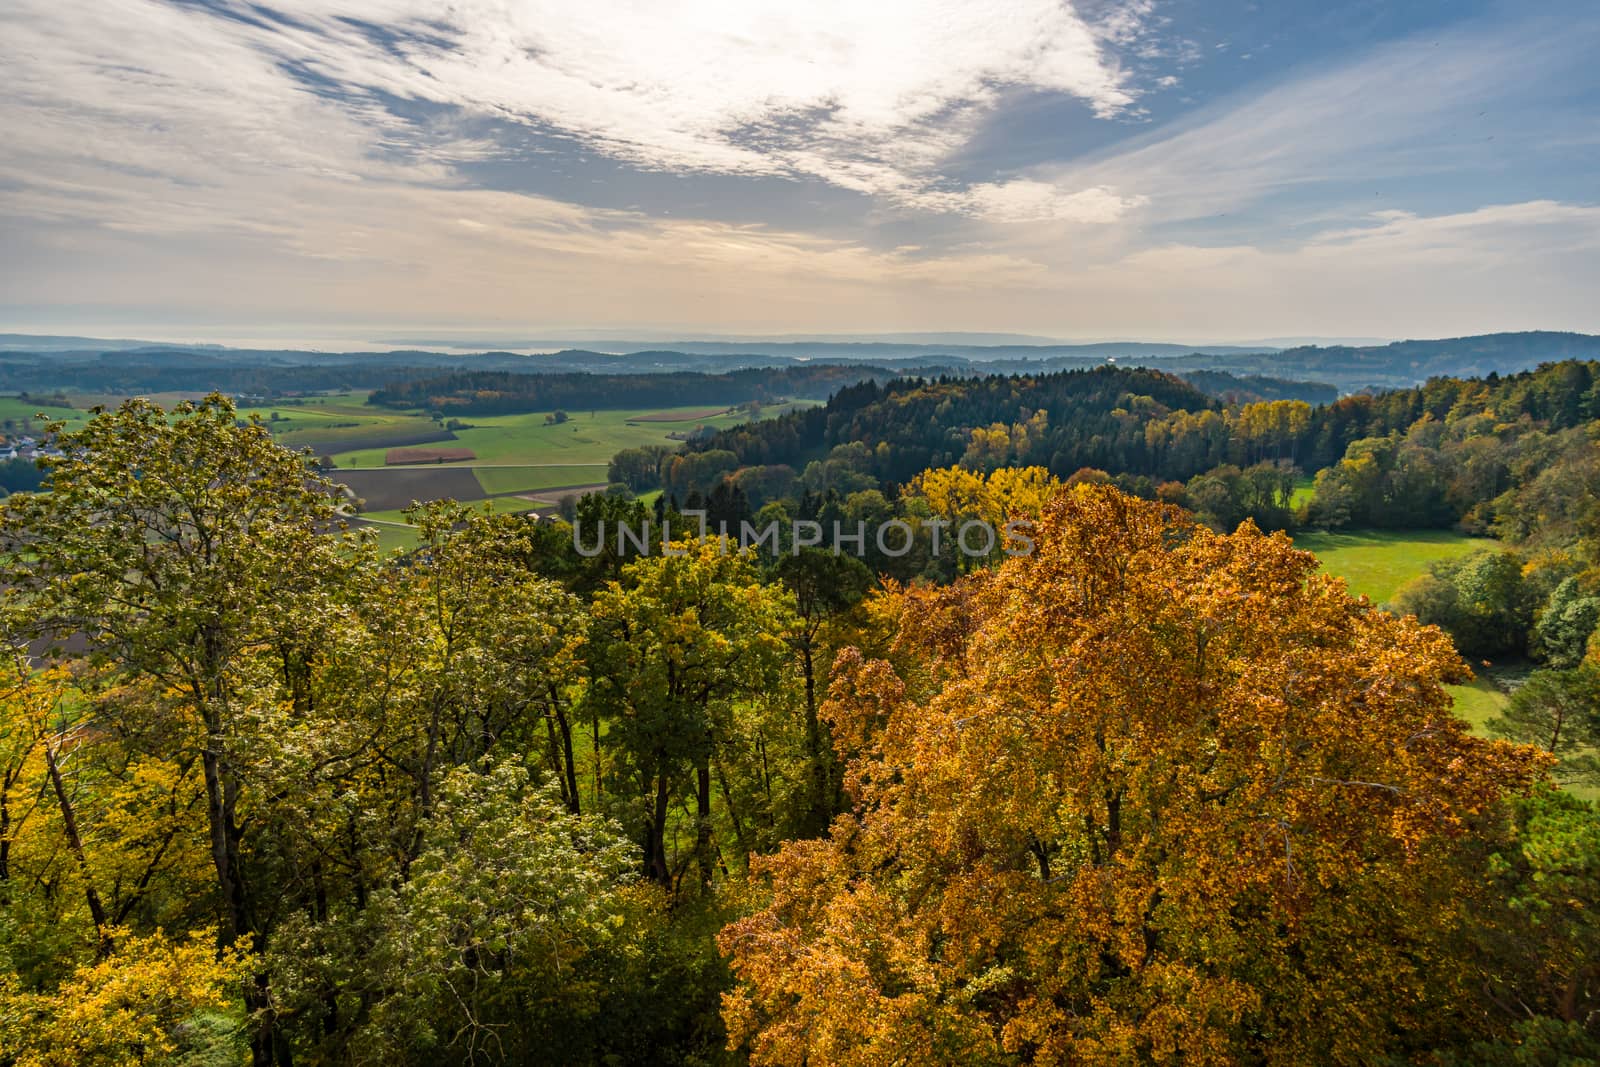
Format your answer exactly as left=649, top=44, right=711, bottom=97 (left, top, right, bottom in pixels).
left=381, top=338, right=1278, bottom=360
left=1, top=330, right=1595, bottom=398
left=1157, top=332, right=1600, bottom=393
left=1178, top=371, right=1338, bottom=406
left=0, top=333, right=190, bottom=352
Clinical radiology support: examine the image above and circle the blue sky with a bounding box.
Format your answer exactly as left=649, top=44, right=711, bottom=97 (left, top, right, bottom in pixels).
left=1, top=0, right=1597, bottom=344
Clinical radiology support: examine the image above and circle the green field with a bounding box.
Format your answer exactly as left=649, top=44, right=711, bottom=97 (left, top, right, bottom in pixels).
left=472, top=464, right=610, bottom=496
left=1291, top=528, right=1497, bottom=604
left=329, top=406, right=766, bottom=467
left=357, top=496, right=543, bottom=526
left=352, top=520, right=424, bottom=555
left=1292, top=527, right=1512, bottom=736
left=351, top=497, right=549, bottom=555
left=0, top=396, right=91, bottom=433
left=20, top=392, right=810, bottom=477
left=1444, top=675, right=1511, bottom=731
left=243, top=395, right=434, bottom=454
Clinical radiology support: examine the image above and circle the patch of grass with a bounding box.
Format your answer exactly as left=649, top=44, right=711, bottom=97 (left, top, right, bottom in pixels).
left=352, top=520, right=423, bottom=555
left=1292, top=528, right=1497, bottom=604
left=1446, top=676, right=1510, bottom=733
left=1289, top=477, right=1316, bottom=509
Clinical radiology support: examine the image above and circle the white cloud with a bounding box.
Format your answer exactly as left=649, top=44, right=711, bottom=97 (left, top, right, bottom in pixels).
left=0, top=0, right=1153, bottom=229
left=930, top=180, right=1146, bottom=223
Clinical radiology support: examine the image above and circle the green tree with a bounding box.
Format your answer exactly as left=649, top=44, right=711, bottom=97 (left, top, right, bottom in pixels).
left=588, top=539, right=795, bottom=888
left=1453, top=788, right=1600, bottom=1063
left=1489, top=666, right=1600, bottom=786
left=609, top=444, right=672, bottom=492
left=1533, top=575, right=1600, bottom=668
left=0, top=396, right=366, bottom=1064
left=773, top=549, right=874, bottom=836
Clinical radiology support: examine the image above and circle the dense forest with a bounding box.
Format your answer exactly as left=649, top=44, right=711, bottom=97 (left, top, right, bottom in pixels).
left=660, top=359, right=1600, bottom=525
left=0, top=393, right=1596, bottom=1065
left=366, top=364, right=899, bottom=413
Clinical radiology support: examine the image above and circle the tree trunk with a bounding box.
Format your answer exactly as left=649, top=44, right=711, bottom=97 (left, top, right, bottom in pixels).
left=696, top=757, right=715, bottom=887
left=44, top=739, right=111, bottom=955
left=647, top=768, right=671, bottom=884
left=801, top=641, right=830, bottom=834
left=550, top=686, right=580, bottom=815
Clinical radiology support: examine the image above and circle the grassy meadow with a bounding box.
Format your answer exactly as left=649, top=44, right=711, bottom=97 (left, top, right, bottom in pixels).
left=1291, top=528, right=1498, bottom=604
left=0, top=395, right=92, bottom=433
left=1286, top=527, right=1563, bottom=783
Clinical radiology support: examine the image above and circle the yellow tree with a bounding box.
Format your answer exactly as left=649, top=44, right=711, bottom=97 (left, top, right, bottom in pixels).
left=721, top=484, right=1548, bottom=1065
left=1, top=928, right=249, bottom=1066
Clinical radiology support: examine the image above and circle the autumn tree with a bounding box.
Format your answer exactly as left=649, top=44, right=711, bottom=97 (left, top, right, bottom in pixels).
left=0, top=928, right=250, bottom=1067
left=722, top=484, right=1548, bottom=1065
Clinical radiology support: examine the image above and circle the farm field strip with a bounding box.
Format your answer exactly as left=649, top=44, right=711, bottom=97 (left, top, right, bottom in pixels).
left=627, top=408, right=731, bottom=422
left=357, top=497, right=543, bottom=525
left=0, top=396, right=91, bottom=432
left=473, top=464, right=608, bottom=496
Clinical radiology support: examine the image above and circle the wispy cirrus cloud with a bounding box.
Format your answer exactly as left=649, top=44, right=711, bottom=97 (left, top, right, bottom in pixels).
left=1045, top=7, right=1600, bottom=226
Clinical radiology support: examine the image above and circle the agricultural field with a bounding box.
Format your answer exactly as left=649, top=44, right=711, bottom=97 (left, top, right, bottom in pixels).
left=472, top=464, right=611, bottom=496
left=351, top=496, right=558, bottom=554
left=266, top=399, right=813, bottom=525
left=243, top=395, right=439, bottom=455
left=0, top=395, right=91, bottom=433
left=328, top=405, right=774, bottom=468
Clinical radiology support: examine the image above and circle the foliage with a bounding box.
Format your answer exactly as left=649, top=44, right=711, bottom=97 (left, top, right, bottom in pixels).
left=1533, top=575, right=1600, bottom=668
left=588, top=540, right=797, bottom=888
left=0, top=928, right=249, bottom=1067
left=1489, top=666, right=1600, bottom=786
left=721, top=485, right=1549, bottom=1065
left=4, top=392, right=1596, bottom=1066
left=1392, top=549, right=1536, bottom=658
left=1454, top=788, right=1600, bottom=1062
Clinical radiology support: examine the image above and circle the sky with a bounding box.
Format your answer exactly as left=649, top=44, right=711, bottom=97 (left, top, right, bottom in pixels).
left=1, top=0, right=1598, bottom=345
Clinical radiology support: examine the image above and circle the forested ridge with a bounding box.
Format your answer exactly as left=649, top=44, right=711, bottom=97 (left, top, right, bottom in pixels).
left=0, top=392, right=1596, bottom=1065
left=366, top=364, right=896, bottom=413
left=655, top=359, right=1600, bottom=523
